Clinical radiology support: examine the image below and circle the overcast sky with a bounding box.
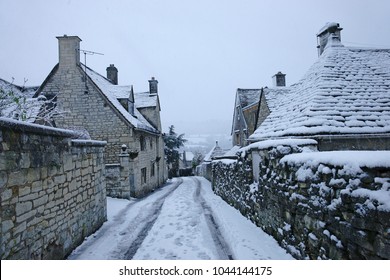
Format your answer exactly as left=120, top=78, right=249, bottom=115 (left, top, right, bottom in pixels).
left=1, top=0, right=390, bottom=135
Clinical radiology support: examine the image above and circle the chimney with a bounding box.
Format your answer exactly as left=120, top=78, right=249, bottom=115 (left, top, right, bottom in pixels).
left=272, top=71, right=286, bottom=87
left=148, top=77, right=158, bottom=94
left=317, top=22, right=343, bottom=56
left=106, top=64, right=118, bottom=85
left=56, top=35, right=81, bottom=69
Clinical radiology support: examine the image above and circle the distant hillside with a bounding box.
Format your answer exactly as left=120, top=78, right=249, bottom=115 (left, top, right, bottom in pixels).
left=181, top=133, right=231, bottom=156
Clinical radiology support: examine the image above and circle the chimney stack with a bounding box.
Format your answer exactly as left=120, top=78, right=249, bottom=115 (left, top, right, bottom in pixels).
left=149, top=77, right=158, bottom=94
left=272, top=71, right=286, bottom=87
left=56, top=35, right=81, bottom=69
left=317, top=22, right=343, bottom=56
left=106, top=64, right=118, bottom=85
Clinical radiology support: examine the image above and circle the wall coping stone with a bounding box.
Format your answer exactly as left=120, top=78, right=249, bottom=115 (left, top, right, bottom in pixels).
left=281, top=150, right=390, bottom=168
left=71, top=139, right=107, bottom=147
left=106, top=163, right=121, bottom=168
left=0, top=117, right=77, bottom=138
left=243, top=138, right=318, bottom=152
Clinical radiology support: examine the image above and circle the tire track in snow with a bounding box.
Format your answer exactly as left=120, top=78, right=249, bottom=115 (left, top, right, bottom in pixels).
left=68, top=179, right=183, bottom=259
left=67, top=199, right=140, bottom=259
left=124, top=178, right=183, bottom=259
left=192, top=177, right=234, bottom=260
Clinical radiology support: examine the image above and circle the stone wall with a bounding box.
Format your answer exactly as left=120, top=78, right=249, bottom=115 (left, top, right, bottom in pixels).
left=105, top=164, right=122, bottom=198
left=196, top=162, right=214, bottom=182
left=0, top=118, right=107, bottom=259
left=212, top=139, right=390, bottom=259
left=315, top=134, right=390, bottom=151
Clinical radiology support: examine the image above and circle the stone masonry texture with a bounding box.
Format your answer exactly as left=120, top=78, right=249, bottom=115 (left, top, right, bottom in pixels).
left=37, top=35, right=167, bottom=197
left=212, top=141, right=390, bottom=259
left=0, top=118, right=107, bottom=259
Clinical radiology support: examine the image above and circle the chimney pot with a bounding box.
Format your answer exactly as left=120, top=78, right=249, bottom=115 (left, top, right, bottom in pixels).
left=272, top=71, right=286, bottom=87
left=316, top=22, right=343, bottom=56
left=148, top=77, right=158, bottom=94
left=106, top=64, right=118, bottom=85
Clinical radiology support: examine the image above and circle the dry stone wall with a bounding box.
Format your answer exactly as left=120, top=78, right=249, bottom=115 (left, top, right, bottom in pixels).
left=0, top=118, right=107, bottom=259
left=212, top=140, right=390, bottom=259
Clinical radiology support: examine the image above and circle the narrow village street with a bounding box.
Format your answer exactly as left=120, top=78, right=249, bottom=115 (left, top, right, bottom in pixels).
left=68, top=177, right=293, bottom=260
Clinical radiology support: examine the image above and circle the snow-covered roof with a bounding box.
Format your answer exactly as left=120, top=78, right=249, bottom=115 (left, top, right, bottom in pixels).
left=83, top=66, right=159, bottom=134
left=237, top=88, right=261, bottom=109
left=250, top=43, right=390, bottom=141
left=223, top=145, right=241, bottom=157
left=317, top=22, right=341, bottom=36
left=134, top=92, right=158, bottom=109
left=204, top=142, right=227, bottom=162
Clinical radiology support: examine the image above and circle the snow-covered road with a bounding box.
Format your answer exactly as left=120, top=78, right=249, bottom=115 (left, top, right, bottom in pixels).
left=68, top=177, right=293, bottom=260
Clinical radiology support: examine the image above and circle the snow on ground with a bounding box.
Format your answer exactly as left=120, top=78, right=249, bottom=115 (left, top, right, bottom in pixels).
left=68, top=181, right=179, bottom=260
left=132, top=177, right=217, bottom=260
left=195, top=177, right=293, bottom=260
left=68, top=177, right=293, bottom=260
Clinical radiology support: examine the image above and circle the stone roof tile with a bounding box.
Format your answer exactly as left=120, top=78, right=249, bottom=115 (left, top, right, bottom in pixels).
left=250, top=44, right=390, bottom=140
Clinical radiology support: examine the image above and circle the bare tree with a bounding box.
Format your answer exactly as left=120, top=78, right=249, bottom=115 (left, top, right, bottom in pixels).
left=0, top=78, right=68, bottom=126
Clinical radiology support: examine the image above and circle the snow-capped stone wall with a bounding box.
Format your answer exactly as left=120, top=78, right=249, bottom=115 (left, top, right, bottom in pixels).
left=0, top=118, right=107, bottom=259
left=212, top=140, right=390, bottom=259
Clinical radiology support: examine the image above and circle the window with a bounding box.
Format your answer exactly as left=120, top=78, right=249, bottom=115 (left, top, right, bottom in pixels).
left=140, top=135, right=146, bottom=151
left=151, top=163, right=155, bottom=177
left=150, top=138, right=153, bottom=150
left=141, top=167, right=147, bottom=184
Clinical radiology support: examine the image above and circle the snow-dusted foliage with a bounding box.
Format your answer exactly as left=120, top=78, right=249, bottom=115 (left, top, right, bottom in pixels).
left=0, top=78, right=40, bottom=122
left=0, top=78, right=68, bottom=126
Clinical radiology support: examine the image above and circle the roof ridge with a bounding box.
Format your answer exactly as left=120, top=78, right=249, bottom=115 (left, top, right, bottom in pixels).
left=82, top=65, right=159, bottom=134
left=81, top=63, right=113, bottom=85
left=251, top=43, right=390, bottom=140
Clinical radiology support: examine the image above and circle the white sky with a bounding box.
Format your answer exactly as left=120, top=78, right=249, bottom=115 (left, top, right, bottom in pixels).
left=1, top=0, right=390, bottom=135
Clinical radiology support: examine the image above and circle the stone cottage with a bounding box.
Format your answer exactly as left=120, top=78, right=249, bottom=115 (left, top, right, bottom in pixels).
left=233, top=23, right=390, bottom=150
left=34, top=35, right=167, bottom=197
left=231, top=72, right=287, bottom=147
left=196, top=141, right=228, bottom=180
left=217, top=23, right=390, bottom=259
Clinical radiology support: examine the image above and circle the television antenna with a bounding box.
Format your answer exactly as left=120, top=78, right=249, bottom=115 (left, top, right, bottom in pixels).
left=77, top=48, right=104, bottom=93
